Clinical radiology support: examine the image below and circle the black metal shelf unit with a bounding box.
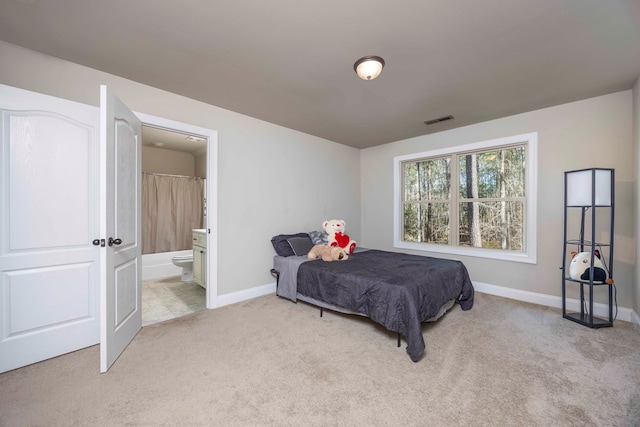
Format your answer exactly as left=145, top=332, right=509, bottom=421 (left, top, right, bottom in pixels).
left=561, top=168, right=614, bottom=328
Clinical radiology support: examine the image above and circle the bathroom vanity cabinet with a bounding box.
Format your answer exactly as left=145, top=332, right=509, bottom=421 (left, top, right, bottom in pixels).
left=193, top=230, right=207, bottom=288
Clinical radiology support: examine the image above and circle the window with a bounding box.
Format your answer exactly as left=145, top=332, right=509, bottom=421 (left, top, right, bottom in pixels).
left=394, top=133, right=537, bottom=263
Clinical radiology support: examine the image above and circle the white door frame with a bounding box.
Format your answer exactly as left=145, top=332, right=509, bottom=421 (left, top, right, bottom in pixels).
left=0, top=84, right=219, bottom=373
left=135, top=112, right=218, bottom=309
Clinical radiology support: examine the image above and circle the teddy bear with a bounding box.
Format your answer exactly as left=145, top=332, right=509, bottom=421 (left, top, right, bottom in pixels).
left=307, top=244, right=349, bottom=262
left=322, top=219, right=357, bottom=254
left=569, top=250, right=614, bottom=284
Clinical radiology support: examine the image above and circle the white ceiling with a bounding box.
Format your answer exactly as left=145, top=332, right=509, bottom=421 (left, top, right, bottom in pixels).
left=1, top=0, right=639, bottom=149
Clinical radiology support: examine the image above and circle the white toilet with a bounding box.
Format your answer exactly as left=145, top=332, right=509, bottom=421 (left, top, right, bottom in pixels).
left=171, top=254, right=194, bottom=282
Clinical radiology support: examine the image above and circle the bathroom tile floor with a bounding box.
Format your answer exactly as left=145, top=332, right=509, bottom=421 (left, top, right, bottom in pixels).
left=142, top=275, right=206, bottom=326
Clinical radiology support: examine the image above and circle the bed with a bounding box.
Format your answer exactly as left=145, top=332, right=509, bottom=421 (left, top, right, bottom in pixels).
left=270, top=233, right=475, bottom=362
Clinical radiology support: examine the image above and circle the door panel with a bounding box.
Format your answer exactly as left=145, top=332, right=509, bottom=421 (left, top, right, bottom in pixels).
left=9, top=114, right=91, bottom=249
left=8, top=263, right=92, bottom=332
left=115, top=261, right=137, bottom=326
left=0, top=85, right=99, bottom=373
left=99, top=86, right=142, bottom=373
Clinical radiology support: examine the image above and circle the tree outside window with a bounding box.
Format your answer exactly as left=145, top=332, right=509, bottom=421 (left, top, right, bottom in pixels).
left=397, top=133, right=536, bottom=263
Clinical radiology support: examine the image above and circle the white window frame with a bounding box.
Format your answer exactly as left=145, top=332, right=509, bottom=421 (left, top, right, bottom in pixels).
left=393, top=132, right=537, bottom=264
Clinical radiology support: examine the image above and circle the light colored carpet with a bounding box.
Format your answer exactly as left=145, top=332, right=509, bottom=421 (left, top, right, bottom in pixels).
left=142, top=275, right=206, bottom=326
left=1, top=292, right=639, bottom=426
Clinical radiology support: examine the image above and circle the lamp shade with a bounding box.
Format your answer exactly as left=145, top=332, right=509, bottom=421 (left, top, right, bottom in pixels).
left=565, top=168, right=613, bottom=206
left=354, top=56, right=385, bottom=80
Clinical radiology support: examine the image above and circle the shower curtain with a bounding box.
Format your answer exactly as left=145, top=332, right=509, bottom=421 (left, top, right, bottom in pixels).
left=142, top=173, right=205, bottom=255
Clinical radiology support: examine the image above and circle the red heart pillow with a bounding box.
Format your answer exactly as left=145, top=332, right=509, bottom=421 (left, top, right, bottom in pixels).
left=334, top=232, right=350, bottom=248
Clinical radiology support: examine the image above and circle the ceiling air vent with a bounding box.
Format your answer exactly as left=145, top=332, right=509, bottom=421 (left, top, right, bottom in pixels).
left=424, top=115, right=454, bottom=126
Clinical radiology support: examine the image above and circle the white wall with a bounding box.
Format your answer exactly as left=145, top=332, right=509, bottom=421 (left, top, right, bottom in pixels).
left=361, top=91, right=635, bottom=309
left=0, top=41, right=361, bottom=297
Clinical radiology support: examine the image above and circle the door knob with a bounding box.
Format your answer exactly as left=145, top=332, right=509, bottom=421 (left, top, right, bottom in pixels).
left=92, top=239, right=105, bottom=247
left=108, top=237, right=122, bottom=247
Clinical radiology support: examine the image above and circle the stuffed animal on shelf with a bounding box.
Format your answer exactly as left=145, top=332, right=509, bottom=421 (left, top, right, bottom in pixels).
left=569, top=250, right=614, bottom=284
left=307, top=244, right=349, bottom=262
left=322, top=219, right=357, bottom=254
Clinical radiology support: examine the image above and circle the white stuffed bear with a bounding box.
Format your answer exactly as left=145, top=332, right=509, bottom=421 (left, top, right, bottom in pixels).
left=569, top=250, right=613, bottom=284
left=322, top=219, right=357, bottom=254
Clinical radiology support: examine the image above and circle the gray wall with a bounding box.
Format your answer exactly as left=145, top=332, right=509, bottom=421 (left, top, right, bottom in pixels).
left=0, top=41, right=361, bottom=297
left=1, top=40, right=636, bottom=315
left=634, top=76, right=640, bottom=320
left=195, top=152, right=207, bottom=178
left=360, top=91, right=636, bottom=309
left=142, top=146, right=195, bottom=176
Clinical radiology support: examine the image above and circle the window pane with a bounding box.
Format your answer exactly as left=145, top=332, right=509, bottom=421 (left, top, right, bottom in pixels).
left=403, top=203, right=449, bottom=244
left=459, top=146, right=525, bottom=199
left=403, top=158, right=450, bottom=201
left=458, top=201, right=524, bottom=250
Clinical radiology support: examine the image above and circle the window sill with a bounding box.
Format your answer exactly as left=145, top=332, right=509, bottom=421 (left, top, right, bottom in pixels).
left=393, top=240, right=537, bottom=264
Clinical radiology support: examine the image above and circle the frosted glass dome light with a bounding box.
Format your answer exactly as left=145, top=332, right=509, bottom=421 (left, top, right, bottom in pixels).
left=354, top=56, right=385, bottom=80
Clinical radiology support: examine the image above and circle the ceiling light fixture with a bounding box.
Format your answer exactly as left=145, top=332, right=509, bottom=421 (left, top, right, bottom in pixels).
left=353, top=56, right=385, bottom=81
left=185, top=135, right=206, bottom=143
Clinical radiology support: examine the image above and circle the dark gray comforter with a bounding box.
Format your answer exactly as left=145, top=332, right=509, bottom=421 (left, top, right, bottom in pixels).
left=295, top=249, right=474, bottom=362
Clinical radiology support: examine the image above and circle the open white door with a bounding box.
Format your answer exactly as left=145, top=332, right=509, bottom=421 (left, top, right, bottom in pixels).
left=99, top=86, right=142, bottom=373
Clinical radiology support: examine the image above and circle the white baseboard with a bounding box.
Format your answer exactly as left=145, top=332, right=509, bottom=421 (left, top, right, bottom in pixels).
left=216, top=282, right=277, bottom=308
left=473, top=281, right=637, bottom=325
left=213, top=279, right=640, bottom=334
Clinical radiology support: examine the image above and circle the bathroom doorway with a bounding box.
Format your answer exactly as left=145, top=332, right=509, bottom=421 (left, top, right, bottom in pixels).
left=139, top=122, right=213, bottom=326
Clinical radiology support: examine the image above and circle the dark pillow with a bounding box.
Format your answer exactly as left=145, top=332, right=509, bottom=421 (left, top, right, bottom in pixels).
left=308, top=230, right=329, bottom=245
left=271, top=233, right=310, bottom=257
left=287, top=236, right=314, bottom=256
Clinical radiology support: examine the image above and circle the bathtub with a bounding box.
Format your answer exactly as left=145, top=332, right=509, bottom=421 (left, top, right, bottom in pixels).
left=142, top=250, right=191, bottom=281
